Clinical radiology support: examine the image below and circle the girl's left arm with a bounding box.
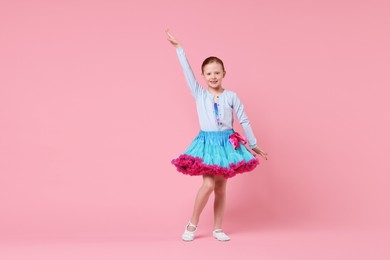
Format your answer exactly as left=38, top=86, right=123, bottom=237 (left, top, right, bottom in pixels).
left=232, top=93, right=268, bottom=159
left=232, top=93, right=257, bottom=149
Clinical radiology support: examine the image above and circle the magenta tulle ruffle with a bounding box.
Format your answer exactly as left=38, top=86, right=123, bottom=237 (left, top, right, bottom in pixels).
left=171, top=154, right=259, bottom=179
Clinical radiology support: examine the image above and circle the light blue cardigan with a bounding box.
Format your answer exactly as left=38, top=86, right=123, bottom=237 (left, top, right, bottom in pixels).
left=175, top=47, right=258, bottom=149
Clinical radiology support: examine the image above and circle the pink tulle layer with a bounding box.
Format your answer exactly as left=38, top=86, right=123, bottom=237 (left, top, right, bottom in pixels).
left=171, top=154, right=259, bottom=179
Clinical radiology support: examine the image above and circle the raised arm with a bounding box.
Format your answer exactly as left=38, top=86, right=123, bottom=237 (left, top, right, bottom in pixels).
left=166, top=30, right=203, bottom=98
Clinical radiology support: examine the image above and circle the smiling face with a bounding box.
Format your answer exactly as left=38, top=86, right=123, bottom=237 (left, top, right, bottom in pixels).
left=202, top=61, right=226, bottom=90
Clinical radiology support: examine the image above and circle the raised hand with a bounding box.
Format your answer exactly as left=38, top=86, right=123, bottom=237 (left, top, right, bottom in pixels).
left=166, top=29, right=181, bottom=48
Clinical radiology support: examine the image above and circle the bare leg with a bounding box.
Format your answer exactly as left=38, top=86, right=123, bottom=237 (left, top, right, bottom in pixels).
left=187, top=174, right=215, bottom=231
left=213, top=175, right=228, bottom=230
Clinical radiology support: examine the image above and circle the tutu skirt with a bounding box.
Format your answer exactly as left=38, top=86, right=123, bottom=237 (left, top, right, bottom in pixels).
left=171, top=129, right=259, bottom=178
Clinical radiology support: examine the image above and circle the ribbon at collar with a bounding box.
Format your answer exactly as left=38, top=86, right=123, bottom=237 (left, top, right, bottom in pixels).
left=229, top=132, right=247, bottom=149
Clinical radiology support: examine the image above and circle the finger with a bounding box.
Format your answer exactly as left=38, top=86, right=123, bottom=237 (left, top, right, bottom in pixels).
left=167, top=35, right=176, bottom=43
left=166, top=31, right=174, bottom=39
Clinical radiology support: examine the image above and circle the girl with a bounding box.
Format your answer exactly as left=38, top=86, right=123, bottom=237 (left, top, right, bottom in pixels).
left=167, top=30, right=268, bottom=242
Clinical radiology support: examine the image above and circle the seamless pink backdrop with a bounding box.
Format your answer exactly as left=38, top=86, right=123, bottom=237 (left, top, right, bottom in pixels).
left=1, top=0, right=389, bottom=241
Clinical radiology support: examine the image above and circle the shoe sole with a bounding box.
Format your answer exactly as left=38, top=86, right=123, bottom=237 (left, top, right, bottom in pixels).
left=213, top=235, right=230, bottom=241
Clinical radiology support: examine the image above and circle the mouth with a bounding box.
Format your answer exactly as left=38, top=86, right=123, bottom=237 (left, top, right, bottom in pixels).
left=210, top=80, right=218, bottom=84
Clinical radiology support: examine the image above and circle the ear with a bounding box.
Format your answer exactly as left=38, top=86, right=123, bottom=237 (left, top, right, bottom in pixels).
left=223, top=71, right=226, bottom=77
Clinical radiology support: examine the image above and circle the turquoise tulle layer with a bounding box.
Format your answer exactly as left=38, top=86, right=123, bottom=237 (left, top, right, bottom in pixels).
left=171, top=130, right=259, bottom=178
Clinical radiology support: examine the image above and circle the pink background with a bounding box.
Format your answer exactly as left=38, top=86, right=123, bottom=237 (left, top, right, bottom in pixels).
left=1, top=0, right=389, bottom=259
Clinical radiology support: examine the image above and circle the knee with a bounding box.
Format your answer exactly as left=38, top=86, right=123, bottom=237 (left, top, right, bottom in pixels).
left=214, top=183, right=226, bottom=196
left=201, top=181, right=215, bottom=193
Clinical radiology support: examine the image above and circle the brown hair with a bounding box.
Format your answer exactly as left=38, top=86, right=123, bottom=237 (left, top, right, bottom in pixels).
left=201, top=56, right=226, bottom=74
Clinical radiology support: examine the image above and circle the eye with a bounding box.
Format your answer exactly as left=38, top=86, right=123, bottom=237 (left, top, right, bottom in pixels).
left=216, top=72, right=220, bottom=75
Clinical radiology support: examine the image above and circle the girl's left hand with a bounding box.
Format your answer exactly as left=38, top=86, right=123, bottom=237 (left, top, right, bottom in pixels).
left=252, top=147, right=268, bottom=160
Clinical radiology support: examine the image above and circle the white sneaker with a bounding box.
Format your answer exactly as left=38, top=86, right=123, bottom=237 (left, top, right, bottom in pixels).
left=213, top=229, right=230, bottom=241
left=182, top=221, right=198, bottom=241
